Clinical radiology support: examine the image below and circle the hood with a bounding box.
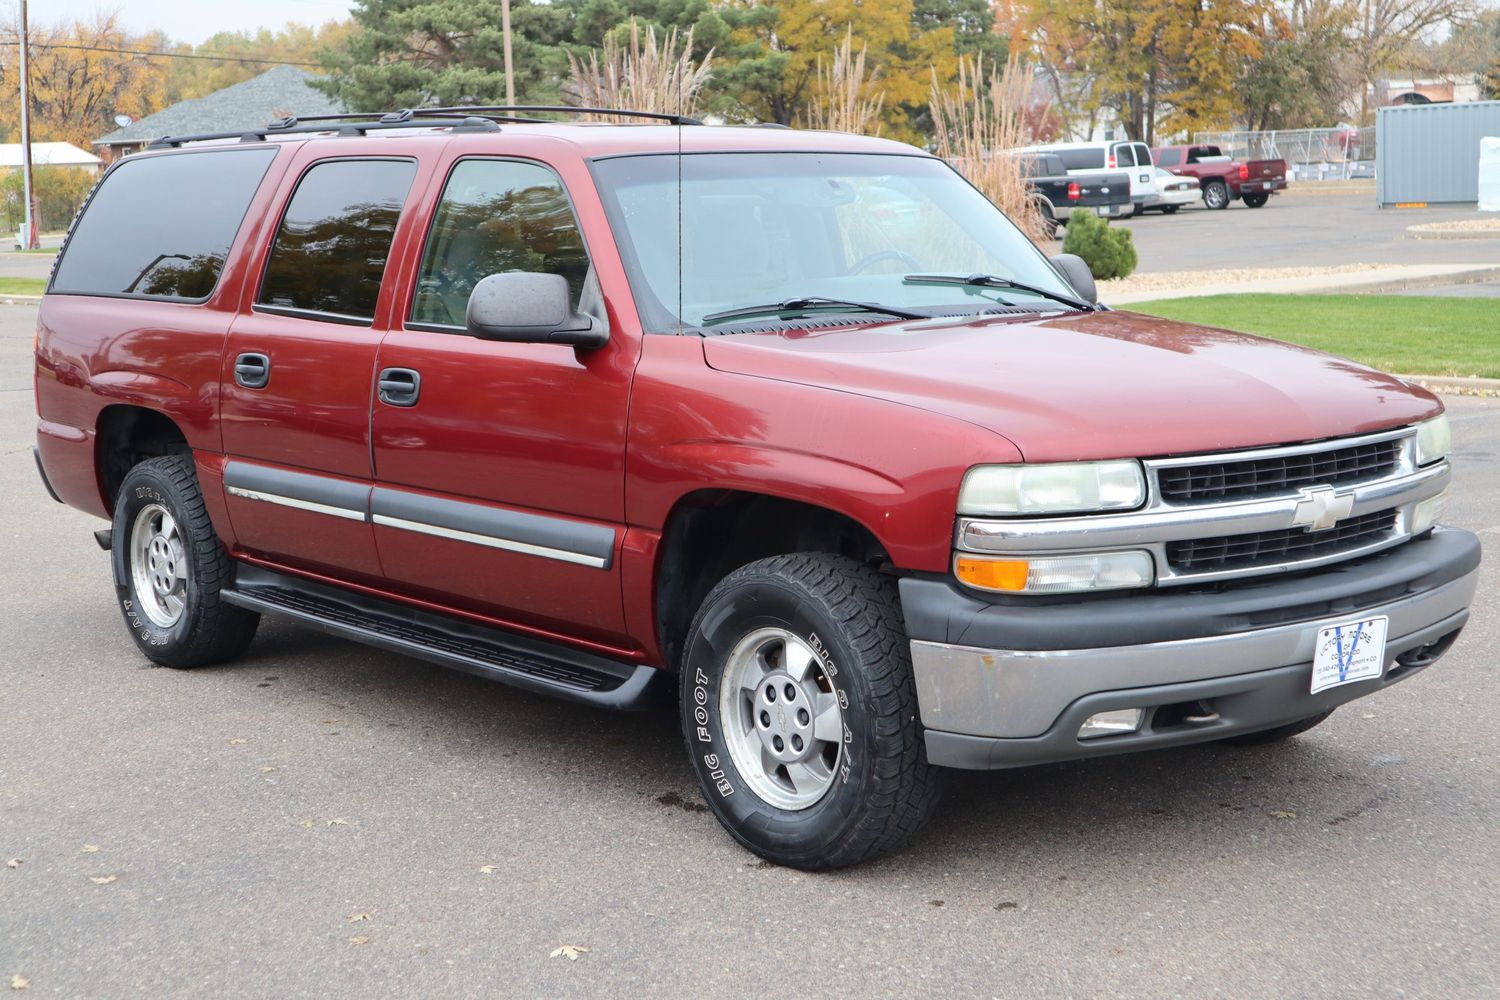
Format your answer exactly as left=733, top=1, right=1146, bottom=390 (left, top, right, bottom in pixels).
left=702, top=310, right=1442, bottom=463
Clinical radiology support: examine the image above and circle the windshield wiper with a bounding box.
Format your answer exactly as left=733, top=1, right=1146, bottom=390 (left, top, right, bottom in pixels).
left=700, top=297, right=927, bottom=326
left=903, top=273, right=1098, bottom=312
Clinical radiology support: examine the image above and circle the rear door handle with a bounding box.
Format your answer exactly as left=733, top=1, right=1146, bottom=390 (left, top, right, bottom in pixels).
left=234, top=353, right=270, bottom=389
left=377, top=368, right=421, bottom=407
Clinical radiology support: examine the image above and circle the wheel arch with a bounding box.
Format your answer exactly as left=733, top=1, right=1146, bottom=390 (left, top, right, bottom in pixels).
left=651, top=488, right=891, bottom=672
left=95, top=404, right=191, bottom=514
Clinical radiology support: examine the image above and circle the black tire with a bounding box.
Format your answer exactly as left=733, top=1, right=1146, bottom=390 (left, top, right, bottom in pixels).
left=1036, top=200, right=1059, bottom=239
left=1219, top=710, right=1334, bottom=746
left=111, top=454, right=259, bottom=668
left=1203, top=180, right=1230, bottom=210
left=1162, top=204, right=1180, bottom=214
left=680, top=553, right=941, bottom=869
left=1131, top=203, right=1145, bottom=217
left=1242, top=192, right=1269, bottom=208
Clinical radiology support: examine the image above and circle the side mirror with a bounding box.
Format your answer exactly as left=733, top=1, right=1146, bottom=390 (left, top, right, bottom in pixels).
left=466, top=272, right=608, bottom=349
left=1049, top=253, right=1098, bottom=305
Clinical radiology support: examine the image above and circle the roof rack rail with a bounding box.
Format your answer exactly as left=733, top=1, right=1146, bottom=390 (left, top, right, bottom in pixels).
left=421, top=105, right=704, bottom=126
left=147, top=113, right=503, bottom=149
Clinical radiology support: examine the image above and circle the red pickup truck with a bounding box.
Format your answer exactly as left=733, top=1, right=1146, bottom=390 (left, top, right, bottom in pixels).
left=1152, top=144, right=1288, bottom=209
left=34, top=110, right=1478, bottom=869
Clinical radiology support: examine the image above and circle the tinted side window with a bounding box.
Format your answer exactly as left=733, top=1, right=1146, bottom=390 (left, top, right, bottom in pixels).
left=1113, top=144, right=1136, bottom=167
left=1156, top=148, right=1182, bottom=166
left=411, top=159, right=591, bottom=327
left=1057, top=148, right=1106, bottom=170
left=1133, top=143, right=1153, bottom=167
left=50, top=148, right=276, bottom=301
left=258, top=158, right=417, bottom=322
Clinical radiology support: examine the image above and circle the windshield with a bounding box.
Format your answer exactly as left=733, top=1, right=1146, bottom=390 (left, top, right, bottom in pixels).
left=590, top=152, right=1076, bottom=331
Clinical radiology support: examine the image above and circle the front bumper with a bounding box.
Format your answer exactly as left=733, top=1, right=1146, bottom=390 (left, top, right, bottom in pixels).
left=902, top=528, right=1480, bottom=769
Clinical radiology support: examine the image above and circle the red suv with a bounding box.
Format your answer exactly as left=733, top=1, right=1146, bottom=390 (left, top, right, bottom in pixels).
left=34, top=109, right=1479, bottom=869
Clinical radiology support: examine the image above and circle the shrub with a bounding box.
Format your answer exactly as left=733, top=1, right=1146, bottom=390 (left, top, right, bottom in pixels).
left=1061, top=210, right=1138, bottom=280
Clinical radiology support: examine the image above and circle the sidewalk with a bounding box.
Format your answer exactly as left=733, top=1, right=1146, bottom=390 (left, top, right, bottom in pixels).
left=1102, top=262, right=1500, bottom=305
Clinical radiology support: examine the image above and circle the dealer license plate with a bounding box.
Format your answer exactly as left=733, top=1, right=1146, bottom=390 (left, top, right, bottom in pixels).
left=1310, top=616, right=1388, bottom=694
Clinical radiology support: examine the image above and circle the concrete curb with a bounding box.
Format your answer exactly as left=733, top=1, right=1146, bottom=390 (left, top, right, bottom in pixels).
left=1105, top=263, right=1500, bottom=304
left=1399, top=375, right=1500, bottom=398
left=1406, top=228, right=1500, bottom=240
left=1301, top=265, right=1500, bottom=295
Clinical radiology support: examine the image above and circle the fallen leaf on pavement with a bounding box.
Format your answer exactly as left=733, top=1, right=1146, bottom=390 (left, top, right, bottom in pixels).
left=550, top=944, right=589, bottom=961
left=478, top=865, right=499, bottom=875
left=227, top=738, right=248, bottom=745
left=300, top=818, right=315, bottom=829
left=4, top=859, right=19, bottom=869
left=10, top=974, right=28, bottom=990
left=326, top=818, right=348, bottom=826
left=259, top=766, right=277, bottom=774
left=1268, top=809, right=1297, bottom=819
left=347, top=936, right=370, bottom=945
left=80, top=845, right=100, bottom=854
left=348, top=913, right=371, bottom=923
left=89, top=875, right=117, bottom=885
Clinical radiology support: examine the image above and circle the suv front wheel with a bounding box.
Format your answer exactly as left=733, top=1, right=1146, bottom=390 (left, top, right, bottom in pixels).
left=111, top=455, right=259, bottom=668
left=680, top=554, right=941, bottom=869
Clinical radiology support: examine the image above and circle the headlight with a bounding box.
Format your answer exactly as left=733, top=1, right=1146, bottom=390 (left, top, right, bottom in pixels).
left=958, top=460, right=1145, bottom=516
left=1414, top=414, right=1450, bottom=466
left=955, top=550, right=1155, bottom=594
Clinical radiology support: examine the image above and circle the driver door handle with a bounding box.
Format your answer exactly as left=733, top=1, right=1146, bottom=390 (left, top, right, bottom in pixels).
left=377, top=368, right=421, bottom=407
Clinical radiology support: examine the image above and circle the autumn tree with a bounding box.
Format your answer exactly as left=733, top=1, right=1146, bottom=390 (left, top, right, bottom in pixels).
left=1349, top=0, right=1481, bottom=121
left=0, top=12, right=169, bottom=149
left=166, top=21, right=358, bottom=103
left=1028, top=0, right=1271, bottom=142
left=714, top=0, right=959, bottom=139
left=1238, top=0, right=1356, bottom=130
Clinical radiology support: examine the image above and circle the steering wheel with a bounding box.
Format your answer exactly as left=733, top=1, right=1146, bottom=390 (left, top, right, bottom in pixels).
left=846, top=249, right=922, bottom=275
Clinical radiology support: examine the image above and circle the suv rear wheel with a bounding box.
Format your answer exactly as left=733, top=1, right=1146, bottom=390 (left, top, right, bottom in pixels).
left=111, top=455, right=259, bottom=668
left=680, top=554, right=940, bottom=869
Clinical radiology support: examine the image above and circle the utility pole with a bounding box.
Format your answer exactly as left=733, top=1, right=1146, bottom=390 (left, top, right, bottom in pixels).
left=18, top=0, right=37, bottom=250
left=500, top=0, right=515, bottom=106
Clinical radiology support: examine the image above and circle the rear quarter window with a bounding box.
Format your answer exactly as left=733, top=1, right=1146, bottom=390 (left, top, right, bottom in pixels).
left=1057, top=148, right=1106, bottom=170
left=1156, top=148, right=1182, bottom=166
left=49, top=147, right=277, bottom=301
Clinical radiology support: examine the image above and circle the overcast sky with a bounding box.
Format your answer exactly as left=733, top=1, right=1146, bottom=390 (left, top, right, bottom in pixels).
left=32, top=0, right=358, bottom=45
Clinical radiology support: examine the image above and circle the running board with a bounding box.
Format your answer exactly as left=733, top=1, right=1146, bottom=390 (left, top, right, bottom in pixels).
left=224, top=564, right=662, bottom=710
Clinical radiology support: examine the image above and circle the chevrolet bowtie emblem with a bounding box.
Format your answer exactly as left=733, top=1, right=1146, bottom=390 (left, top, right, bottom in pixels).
left=1291, top=486, right=1354, bottom=532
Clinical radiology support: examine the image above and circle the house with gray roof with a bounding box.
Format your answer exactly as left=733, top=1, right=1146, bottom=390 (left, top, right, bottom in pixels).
left=94, top=66, right=346, bottom=161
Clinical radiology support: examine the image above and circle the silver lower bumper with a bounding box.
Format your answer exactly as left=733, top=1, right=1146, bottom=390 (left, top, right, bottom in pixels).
left=911, top=566, right=1479, bottom=741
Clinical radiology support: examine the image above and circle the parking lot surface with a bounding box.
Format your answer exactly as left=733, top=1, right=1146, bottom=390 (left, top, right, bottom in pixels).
left=2, top=303, right=1497, bottom=997
left=1114, top=188, right=1492, bottom=273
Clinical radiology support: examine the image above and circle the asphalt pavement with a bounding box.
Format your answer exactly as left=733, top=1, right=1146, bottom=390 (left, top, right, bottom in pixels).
left=1113, top=186, right=1495, bottom=273
left=2, top=302, right=1497, bottom=997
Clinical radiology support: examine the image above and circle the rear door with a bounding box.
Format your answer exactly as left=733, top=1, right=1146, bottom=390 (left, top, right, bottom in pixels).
left=368, top=152, right=637, bottom=648
left=219, top=152, right=421, bottom=583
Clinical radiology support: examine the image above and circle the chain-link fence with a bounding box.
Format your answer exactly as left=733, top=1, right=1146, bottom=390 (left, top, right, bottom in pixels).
left=1192, top=127, right=1377, bottom=181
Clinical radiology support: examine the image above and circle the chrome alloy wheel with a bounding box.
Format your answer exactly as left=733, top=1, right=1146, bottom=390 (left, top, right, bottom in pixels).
left=719, top=627, right=844, bottom=811
left=130, top=503, right=188, bottom=628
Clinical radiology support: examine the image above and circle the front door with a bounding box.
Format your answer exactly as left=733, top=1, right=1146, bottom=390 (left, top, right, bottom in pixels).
left=220, top=154, right=420, bottom=583
left=369, top=155, right=637, bottom=648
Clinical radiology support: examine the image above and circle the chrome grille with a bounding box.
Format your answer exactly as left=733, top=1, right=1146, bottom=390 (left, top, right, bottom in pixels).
left=1166, top=509, right=1398, bottom=573
left=1158, top=439, right=1401, bottom=504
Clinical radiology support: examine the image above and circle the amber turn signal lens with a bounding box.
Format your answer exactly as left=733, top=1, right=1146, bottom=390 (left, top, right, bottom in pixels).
left=954, top=556, right=1030, bottom=592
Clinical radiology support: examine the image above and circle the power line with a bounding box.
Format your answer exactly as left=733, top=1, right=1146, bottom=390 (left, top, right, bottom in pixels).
left=0, top=40, right=325, bottom=68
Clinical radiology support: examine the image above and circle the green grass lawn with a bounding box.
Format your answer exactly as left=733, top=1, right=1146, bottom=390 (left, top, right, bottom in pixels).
left=1126, top=294, right=1500, bottom=379
left=0, top=278, right=46, bottom=296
